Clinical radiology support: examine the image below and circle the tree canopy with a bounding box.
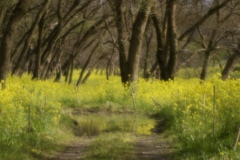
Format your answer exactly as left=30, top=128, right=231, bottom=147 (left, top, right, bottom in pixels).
left=0, top=0, right=240, bottom=88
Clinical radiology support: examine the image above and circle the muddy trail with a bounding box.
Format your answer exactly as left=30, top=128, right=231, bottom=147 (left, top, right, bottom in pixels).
left=48, top=112, right=178, bottom=160
left=49, top=137, right=94, bottom=160
left=135, top=134, right=177, bottom=160
left=49, top=134, right=177, bottom=160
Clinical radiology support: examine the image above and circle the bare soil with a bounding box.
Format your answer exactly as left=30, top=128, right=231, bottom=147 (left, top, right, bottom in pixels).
left=135, top=134, right=177, bottom=160
left=48, top=137, right=94, bottom=160
left=49, top=134, right=177, bottom=160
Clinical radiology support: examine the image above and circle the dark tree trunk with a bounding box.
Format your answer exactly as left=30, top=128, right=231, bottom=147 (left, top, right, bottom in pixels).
left=106, top=50, right=114, bottom=81
left=61, top=16, right=107, bottom=74
left=152, top=13, right=168, bottom=80
left=200, top=51, right=211, bottom=80
left=152, top=0, right=178, bottom=81
left=115, top=0, right=128, bottom=83
left=166, top=0, right=178, bottom=80
left=44, top=49, right=61, bottom=79
left=32, top=13, right=45, bottom=79
left=0, top=0, right=29, bottom=89
left=146, top=61, right=159, bottom=80
left=126, top=0, right=153, bottom=82
left=76, top=43, right=98, bottom=86
left=222, top=49, right=240, bottom=80
left=143, top=33, right=152, bottom=79
left=54, top=67, right=62, bottom=82
left=12, top=0, right=50, bottom=76
left=200, top=24, right=217, bottom=81
left=68, top=62, right=74, bottom=84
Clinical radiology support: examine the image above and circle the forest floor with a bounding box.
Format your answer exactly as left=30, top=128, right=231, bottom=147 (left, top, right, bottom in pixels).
left=48, top=132, right=178, bottom=160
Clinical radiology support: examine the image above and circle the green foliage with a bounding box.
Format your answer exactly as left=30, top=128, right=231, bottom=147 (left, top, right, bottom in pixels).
left=0, top=75, right=68, bottom=159
left=1, top=71, right=240, bottom=159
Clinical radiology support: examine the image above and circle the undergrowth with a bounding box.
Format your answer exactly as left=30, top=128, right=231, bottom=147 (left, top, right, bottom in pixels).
left=1, top=71, right=240, bottom=159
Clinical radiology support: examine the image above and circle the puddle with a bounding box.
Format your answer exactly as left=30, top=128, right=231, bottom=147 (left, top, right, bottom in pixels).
left=73, top=113, right=156, bottom=136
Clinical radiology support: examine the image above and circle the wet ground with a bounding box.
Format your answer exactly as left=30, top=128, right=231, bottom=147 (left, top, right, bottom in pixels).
left=49, top=112, right=178, bottom=160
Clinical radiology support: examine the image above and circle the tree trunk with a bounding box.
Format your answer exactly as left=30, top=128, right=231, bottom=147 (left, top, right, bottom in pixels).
left=32, top=13, right=46, bottom=79
left=106, top=50, right=114, bottom=81
left=146, top=61, right=159, bottom=80
left=152, top=13, right=168, bottom=80
left=222, top=49, right=240, bottom=80
left=115, top=0, right=128, bottom=83
left=143, top=33, right=152, bottom=79
left=152, top=0, right=178, bottom=81
left=0, top=0, right=29, bottom=89
left=166, top=0, right=178, bottom=80
left=68, top=62, right=74, bottom=84
left=127, top=0, right=153, bottom=82
left=200, top=51, right=211, bottom=80
left=76, top=43, right=98, bottom=86
left=12, top=0, right=50, bottom=76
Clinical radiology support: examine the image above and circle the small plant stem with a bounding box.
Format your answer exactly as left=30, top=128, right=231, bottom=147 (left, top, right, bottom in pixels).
left=75, top=86, right=80, bottom=105
left=202, top=94, right=205, bottom=122
left=151, top=97, right=162, bottom=107
left=213, top=85, right=216, bottom=138
left=183, top=96, right=187, bottom=132
left=178, top=89, right=180, bottom=104
left=28, top=105, right=31, bottom=133
left=234, top=127, right=240, bottom=150
left=45, top=96, right=47, bottom=106
left=130, top=87, right=136, bottom=111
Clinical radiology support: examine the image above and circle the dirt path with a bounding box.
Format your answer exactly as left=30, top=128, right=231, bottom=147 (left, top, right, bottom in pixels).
left=49, top=134, right=177, bottom=160
left=49, top=137, right=94, bottom=160
left=135, top=134, right=177, bottom=160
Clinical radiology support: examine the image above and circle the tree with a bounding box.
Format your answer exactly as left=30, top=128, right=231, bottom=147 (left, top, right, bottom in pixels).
left=222, top=44, right=240, bottom=80
left=152, top=0, right=232, bottom=81
left=112, top=0, right=154, bottom=83
left=11, top=0, right=51, bottom=76
left=0, top=0, right=30, bottom=89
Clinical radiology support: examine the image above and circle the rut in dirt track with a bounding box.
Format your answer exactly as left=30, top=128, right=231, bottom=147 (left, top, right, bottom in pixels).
left=49, top=137, right=94, bottom=160
left=135, top=134, right=177, bottom=160
left=49, top=134, right=177, bottom=160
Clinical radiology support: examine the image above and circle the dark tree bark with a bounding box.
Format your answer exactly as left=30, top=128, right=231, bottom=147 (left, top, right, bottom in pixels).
left=106, top=49, right=114, bottom=80
left=166, top=0, right=178, bottom=80
left=151, top=0, right=231, bottom=81
left=114, top=0, right=153, bottom=83
left=152, top=13, right=168, bottom=80
left=80, top=53, right=108, bottom=85
left=114, top=0, right=128, bottom=83
left=222, top=43, right=240, bottom=80
left=32, top=13, right=46, bottom=79
left=178, top=0, right=232, bottom=41
left=61, top=15, right=108, bottom=74
left=199, top=1, right=232, bottom=81
left=68, top=62, right=74, bottom=84
left=200, top=50, right=211, bottom=80
left=143, top=33, right=152, bottom=79
left=31, top=0, right=92, bottom=80
left=152, top=0, right=178, bottom=81
left=200, top=28, right=216, bottom=80
left=0, top=0, right=29, bottom=89
left=146, top=61, right=159, bottom=79
left=126, top=0, right=153, bottom=82
left=76, top=43, right=99, bottom=86
left=11, top=0, right=50, bottom=76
